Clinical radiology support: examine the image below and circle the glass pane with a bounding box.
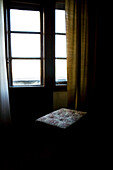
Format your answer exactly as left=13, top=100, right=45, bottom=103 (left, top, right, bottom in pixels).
left=55, top=10, right=66, bottom=33
left=12, top=59, right=40, bottom=85
left=55, top=35, right=66, bottom=58
left=55, top=59, right=67, bottom=83
left=11, top=33, right=40, bottom=57
left=10, top=9, right=40, bottom=32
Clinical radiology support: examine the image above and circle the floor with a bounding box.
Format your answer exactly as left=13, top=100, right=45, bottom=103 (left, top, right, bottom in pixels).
left=1, top=116, right=91, bottom=170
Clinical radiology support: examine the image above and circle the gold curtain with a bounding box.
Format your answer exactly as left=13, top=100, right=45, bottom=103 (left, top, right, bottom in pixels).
left=66, top=0, right=97, bottom=111
left=66, top=0, right=80, bottom=110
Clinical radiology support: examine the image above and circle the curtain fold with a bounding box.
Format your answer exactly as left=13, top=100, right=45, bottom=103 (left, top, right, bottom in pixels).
left=0, top=0, right=11, bottom=125
left=66, top=0, right=97, bottom=111
left=65, top=0, right=80, bottom=110
left=80, top=0, right=89, bottom=110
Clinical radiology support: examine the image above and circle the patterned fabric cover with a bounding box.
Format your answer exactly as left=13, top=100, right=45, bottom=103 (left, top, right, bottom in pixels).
left=36, top=108, right=87, bottom=129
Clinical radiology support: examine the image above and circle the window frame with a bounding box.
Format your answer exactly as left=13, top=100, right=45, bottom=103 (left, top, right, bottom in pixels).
left=6, top=2, right=44, bottom=87
left=5, top=0, right=67, bottom=91
left=54, top=3, right=67, bottom=90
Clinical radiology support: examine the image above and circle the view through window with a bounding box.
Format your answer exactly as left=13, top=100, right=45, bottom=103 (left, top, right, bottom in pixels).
left=55, top=9, right=67, bottom=85
left=9, top=8, right=67, bottom=87
left=10, top=9, right=41, bottom=86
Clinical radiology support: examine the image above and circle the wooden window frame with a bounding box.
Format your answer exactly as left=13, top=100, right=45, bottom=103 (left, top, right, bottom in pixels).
left=6, top=2, right=44, bottom=87
left=4, top=0, right=67, bottom=91
left=55, top=5, right=67, bottom=90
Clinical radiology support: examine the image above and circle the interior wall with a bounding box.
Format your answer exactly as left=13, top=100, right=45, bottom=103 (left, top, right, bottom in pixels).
left=9, top=87, right=53, bottom=127
left=6, top=0, right=55, bottom=128
left=53, top=91, right=67, bottom=110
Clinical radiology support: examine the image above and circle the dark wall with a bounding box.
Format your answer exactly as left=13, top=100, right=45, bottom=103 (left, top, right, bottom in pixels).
left=87, top=0, right=111, bottom=130
left=8, top=0, right=109, bottom=128
left=8, top=0, right=56, bottom=128
left=9, top=87, right=53, bottom=127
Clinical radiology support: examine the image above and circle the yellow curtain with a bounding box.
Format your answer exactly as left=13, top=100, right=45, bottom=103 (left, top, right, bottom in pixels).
left=80, top=0, right=89, bottom=110
left=66, top=0, right=89, bottom=111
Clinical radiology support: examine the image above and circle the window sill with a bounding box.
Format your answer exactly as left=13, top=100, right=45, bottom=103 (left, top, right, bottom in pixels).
left=54, top=84, right=67, bottom=91
left=9, top=84, right=67, bottom=91
left=9, top=85, right=45, bottom=88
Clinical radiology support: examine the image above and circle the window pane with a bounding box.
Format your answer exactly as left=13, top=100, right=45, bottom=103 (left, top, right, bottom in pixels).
left=12, top=60, right=40, bottom=85
left=11, top=33, right=40, bottom=57
left=55, top=59, right=67, bottom=83
left=55, top=35, right=66, bottom=58
left=55, top=10, right=66, bottom=33
left=10, top=9, right=40, bottom=32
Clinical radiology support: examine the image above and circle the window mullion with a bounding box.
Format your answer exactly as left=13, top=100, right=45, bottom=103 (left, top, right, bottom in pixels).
left=11, top=57, right=41, bottom=60
left=8, top=8, right=13, bottom=86
left=55, top=57, right=67, bottom=59
left=10, top=31, right=41, bottom=34
left=55, top=33, right=66, bottom=35
left=40, top=8, right=43, bottom=85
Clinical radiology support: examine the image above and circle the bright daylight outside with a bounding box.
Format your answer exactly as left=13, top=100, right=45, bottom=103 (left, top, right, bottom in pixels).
left=10, top=9, right=67, bottom=86
left=55, top=9, right=67, bottom=84
left=10, top=9, right=41, bottom=86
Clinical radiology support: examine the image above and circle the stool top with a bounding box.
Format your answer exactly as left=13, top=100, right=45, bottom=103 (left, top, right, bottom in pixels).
left=36, top=108, right=87, bottom=129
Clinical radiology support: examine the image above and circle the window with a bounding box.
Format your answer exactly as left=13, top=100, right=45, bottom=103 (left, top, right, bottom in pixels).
left=8, top=8, right=43, bottom=86
left=55, top=9, right=67, bottom=85
left=6, top=1, right=67, bottom=88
